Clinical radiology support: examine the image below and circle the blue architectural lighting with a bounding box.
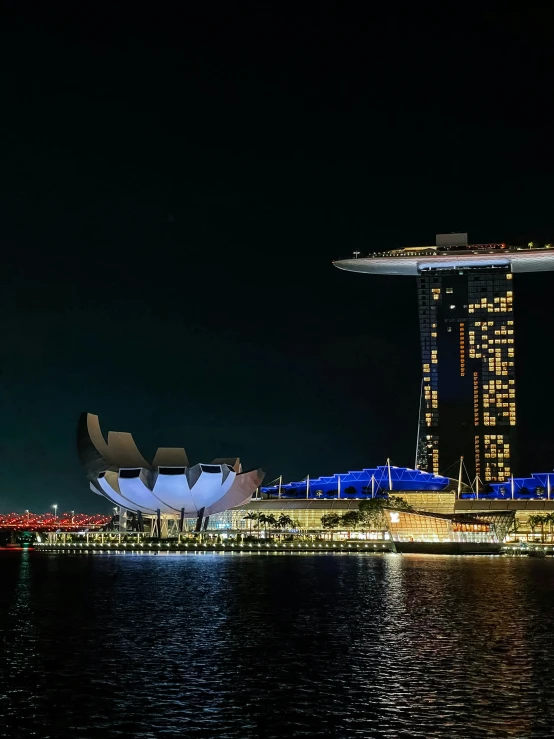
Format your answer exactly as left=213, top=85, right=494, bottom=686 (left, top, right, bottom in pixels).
left=461, top=472, right=554, bottom=500
left=261, top=466, right=454, bottom=499
left=262, top=467, right=554, bottom=501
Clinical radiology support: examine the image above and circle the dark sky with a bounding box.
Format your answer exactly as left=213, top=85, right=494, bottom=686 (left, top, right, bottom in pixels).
left=1, top=3, right=554, bottom=512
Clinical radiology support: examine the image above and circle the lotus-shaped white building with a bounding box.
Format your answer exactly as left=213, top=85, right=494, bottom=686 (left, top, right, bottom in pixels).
left=77, top=413, right=265, bottom=527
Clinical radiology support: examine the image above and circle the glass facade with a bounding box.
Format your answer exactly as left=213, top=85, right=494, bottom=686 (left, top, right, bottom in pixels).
left=386, top=509, right=514, bottom=544
left=232, top=493, right=456, bottom=530
left=417, top=265, right=516, bottom=482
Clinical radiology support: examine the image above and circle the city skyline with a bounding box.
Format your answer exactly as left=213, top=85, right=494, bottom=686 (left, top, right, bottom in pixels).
left=4, top=7, right=554, bottom=739
left=2, top=7, right=554, bottom=512
left=3, top=231, right=554, bottom=512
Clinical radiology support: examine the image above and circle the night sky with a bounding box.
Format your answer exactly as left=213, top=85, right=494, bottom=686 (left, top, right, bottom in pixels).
left=2, top=4, right=554, bottom=512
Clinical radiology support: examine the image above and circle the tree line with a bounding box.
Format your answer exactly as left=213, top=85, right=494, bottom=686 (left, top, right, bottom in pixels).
left=524, top=513, right=554, bottom=542
left=242, top=512, right=299, bottom=538
left=242, top=497, right=413, bottom=536
left=321, top=496, right=413, bottom=531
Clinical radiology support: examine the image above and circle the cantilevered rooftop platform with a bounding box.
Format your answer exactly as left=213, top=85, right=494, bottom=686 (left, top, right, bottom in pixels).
left=334, top=237, right=554, bottom=276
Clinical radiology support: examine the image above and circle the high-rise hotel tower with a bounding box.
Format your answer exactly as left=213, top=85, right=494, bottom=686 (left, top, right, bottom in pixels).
left=334, top=234, right=554, bottom=483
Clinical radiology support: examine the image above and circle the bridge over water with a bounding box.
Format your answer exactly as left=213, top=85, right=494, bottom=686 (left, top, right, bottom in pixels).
left=0, top=513, right=112, bottom=544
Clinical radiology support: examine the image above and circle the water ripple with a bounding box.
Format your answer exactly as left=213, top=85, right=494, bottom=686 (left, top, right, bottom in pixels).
left=2, top=552, right=554, bottom=737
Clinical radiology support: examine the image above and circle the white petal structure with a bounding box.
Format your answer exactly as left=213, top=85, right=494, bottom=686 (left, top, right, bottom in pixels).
left=118, top=469, right=169, bottom=513
left=97, top=471, right=158, bottom=514
left=186, top=464, right=236, bottom=511
left=77, top=413, right=264, bottom=518
left=152, top=469, right=194, bottom=512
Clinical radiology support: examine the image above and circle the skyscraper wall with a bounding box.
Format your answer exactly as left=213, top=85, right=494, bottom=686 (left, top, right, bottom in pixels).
left=417, top=265, right=516, bottom=482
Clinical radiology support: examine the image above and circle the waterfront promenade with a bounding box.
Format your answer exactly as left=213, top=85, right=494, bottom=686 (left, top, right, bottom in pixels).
left=33, top=537, right=554, bottom=556
left=34, top=538, right=395, bottom=554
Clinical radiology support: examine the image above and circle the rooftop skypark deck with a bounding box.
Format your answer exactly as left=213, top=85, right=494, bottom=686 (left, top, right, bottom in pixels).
left=334, top=240, right=554, bottom=276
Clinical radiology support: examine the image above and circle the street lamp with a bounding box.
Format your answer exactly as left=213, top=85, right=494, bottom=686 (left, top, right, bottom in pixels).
left=25, top=509, right=29, bottom=524
left=52, top=504, right=58, bottom=519
left=353, top=251, right=360, bottom=259
left=71, top=510, right=75, bottom=525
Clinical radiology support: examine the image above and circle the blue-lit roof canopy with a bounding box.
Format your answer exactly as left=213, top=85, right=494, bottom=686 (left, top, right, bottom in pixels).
left=261, top=466, right=454, bottom=499
left=461, top=472, right=554, bottom=500
left=260, top=465, right=554, bottom=500
left=262, top=467, right=554, bottom=500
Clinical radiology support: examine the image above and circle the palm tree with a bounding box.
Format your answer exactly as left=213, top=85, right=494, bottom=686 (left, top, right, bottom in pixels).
left=264, top=514, right=278, bottom=540
left=277, top=514, right=295, bottom=533
left=539, top=516, right=548, bottom=544
left=257, top=513, right=277, bottom=540
left=545, top=512, right=554, bottom=543
left=528, top=515, right=545, bottom=542
left=243, top=512, right=259, bottom=538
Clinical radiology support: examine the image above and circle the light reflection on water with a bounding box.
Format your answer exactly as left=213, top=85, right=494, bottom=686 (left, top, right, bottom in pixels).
left=2, top=552, right=554, bottom=738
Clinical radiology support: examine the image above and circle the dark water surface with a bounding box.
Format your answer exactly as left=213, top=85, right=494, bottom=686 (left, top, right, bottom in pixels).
left=2, top=552, right=554, bottom=738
